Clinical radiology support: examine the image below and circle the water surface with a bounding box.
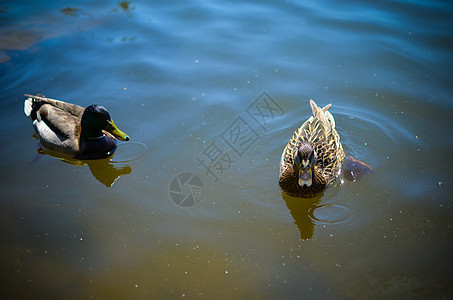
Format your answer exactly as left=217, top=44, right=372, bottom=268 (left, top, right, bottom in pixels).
left=1, top=0, right=452, bottom=298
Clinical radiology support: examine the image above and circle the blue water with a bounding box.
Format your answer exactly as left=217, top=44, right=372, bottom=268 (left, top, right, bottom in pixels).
left=1, top=0, right=452, bottom=298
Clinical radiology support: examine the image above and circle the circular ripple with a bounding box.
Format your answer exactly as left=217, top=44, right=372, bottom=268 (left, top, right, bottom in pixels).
left=111, top=141, right=150, bottom=164
left=309, top=204, right=354, bottom=227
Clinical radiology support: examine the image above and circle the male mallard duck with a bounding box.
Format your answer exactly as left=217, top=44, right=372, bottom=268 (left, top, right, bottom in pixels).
left=279, top=100, right=345, bottom=198
left=24, top=94, right=129, bottom=159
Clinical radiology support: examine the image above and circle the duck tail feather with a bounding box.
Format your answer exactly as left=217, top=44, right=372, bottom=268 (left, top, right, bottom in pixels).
left=24, top=98, right=33, bottom=119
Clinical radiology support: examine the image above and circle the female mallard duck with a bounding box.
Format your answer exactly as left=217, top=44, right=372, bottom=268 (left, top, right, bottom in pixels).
left=279, top=100, right=345, bottom=198
left=24, top=94, right=129, bottom=159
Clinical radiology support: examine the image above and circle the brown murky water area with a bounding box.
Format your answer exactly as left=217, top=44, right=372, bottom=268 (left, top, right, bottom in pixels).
left=1, top=0, right=452, bottom=298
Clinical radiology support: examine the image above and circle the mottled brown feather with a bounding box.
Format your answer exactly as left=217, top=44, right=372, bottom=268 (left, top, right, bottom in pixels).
left=279, top=100, right=344, bottom=198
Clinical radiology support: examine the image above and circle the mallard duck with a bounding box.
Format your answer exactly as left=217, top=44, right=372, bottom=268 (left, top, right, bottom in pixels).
left=24, top=94, right=129, bottom=159
left=279, top=100, right=345, bottom=198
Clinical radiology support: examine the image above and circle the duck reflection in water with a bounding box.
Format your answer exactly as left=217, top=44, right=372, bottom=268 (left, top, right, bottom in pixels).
left=32, top=145, right=131, bottom=187
left=282, top=192, right=321, bottom=240
left=282, top=159, right=372, bottom=240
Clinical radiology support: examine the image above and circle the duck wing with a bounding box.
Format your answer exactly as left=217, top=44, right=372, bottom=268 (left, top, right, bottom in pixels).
left=24, top=94, right=83, bottom=147
left=24, top=94, right=85, bottom=117
left=309, top=100, right=344, bottom=184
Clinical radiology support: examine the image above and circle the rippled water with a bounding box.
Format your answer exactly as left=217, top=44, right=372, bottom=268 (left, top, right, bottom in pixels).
left=1, top=0, right=452, bottom=298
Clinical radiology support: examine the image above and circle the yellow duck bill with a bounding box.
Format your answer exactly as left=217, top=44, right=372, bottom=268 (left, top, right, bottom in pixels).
left=106, top=120, right=129, bottom=141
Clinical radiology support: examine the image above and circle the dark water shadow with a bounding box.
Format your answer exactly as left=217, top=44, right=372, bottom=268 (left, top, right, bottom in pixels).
left=341, top=155, right=374, bottom=182
left=281, top=192, right=322, bottom=240
left=32, top=146, right=131, bottom=187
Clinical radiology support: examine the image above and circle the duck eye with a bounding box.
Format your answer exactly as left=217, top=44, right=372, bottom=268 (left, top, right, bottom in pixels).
left=294, top=153, right=300, bottom=164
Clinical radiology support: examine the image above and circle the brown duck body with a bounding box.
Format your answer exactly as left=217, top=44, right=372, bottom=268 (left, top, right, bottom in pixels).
left=24, top=94, right=129, bottom=159
left=279, top=100, right=345, bottom=198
